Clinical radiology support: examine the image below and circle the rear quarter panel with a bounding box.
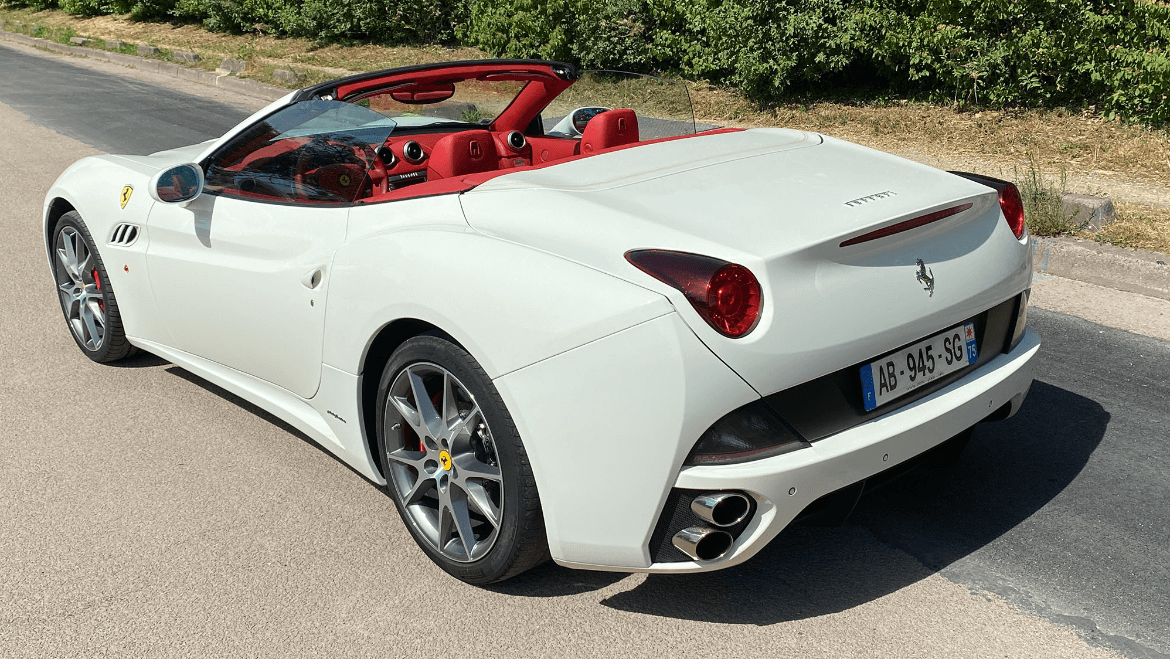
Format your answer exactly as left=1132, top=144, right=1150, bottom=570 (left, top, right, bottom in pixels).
left=323, top=195, right=675, bottom=379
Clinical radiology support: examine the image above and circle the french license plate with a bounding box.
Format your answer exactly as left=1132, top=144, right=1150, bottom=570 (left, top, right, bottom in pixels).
left=860, top=323, right=977, bottom=412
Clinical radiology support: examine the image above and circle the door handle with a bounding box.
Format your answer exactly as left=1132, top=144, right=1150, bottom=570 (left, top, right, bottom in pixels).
left=301, top=267, right=324, bottom=289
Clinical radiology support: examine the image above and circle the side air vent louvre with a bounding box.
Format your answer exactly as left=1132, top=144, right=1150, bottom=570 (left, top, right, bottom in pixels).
left=109, top=223, right=140, bottom=247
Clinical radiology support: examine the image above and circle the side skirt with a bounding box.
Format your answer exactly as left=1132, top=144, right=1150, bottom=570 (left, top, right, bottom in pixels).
left=130, top=337, right=383, bottom=483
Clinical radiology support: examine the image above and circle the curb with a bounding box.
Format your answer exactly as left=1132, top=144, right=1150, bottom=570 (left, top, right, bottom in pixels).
left=0, top=29, right=287, bottom=102
left=1032, top=236, right=1170, bottom=302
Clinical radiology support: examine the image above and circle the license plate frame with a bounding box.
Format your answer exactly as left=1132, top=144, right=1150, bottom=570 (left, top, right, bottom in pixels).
left=860, top=323, right=977, bottom=412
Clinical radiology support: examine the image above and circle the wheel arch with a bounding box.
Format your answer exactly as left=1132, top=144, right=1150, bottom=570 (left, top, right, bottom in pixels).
left=44, top=197, right=77, bottom=259
left=357, top=317, right=466, bottom=479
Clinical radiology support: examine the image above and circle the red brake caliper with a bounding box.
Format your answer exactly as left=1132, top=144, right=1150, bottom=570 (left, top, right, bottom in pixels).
left=93, top=269, right=104, bottom=310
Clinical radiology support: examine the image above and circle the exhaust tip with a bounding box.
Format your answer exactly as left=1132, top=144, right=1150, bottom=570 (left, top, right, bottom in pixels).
left=691, top=492, right=752, bottom=527
left=672, top=526, right=734, bottom=561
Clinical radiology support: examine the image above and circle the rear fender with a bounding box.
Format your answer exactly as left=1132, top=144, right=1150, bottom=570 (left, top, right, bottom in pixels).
left=322, top=227, right=674, bottom=379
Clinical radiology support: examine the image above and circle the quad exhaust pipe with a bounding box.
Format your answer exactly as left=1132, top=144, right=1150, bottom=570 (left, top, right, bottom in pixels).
left=691, top=492, right=751, bottom=527
left=671, top=492, right=754, bottom=561
left=672, top=526, right=734, bottom=561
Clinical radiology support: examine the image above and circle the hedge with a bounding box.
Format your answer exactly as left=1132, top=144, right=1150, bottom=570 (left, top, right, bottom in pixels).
left=6, top=0, right=1170, bottom=125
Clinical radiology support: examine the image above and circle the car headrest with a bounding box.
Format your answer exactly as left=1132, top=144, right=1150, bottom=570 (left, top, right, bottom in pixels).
left=428, top=130, right=499, bottom=179
left=580, top=109, right=640, bottom=154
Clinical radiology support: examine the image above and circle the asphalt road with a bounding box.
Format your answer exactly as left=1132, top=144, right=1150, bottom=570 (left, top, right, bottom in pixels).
left=0, top=43, right=251, bottom=153
left=2, top=41, right=1167, bottom=658
left=853, top=309, right=1170, bottom=657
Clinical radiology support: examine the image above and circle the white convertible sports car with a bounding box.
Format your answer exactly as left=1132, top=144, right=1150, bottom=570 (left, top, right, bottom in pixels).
left=42, top=59, right=1040, bottom=584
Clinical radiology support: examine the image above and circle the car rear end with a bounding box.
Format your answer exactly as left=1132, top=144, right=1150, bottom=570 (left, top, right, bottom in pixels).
left=462, top=128, right=1040, bottom=572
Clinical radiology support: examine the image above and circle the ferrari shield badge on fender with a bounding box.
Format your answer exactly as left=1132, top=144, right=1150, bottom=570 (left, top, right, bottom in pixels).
left=120, top=185, right=133, bottom=209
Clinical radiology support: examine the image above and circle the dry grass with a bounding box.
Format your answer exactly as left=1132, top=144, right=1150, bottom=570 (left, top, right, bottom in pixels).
left=3, top=5, right=1170, bottom=252
left=1099, top=202, right=1170, bottom=252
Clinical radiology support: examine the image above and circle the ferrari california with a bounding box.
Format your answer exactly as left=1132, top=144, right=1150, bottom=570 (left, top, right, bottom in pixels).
left=41, top=59, right=1040, bottom=584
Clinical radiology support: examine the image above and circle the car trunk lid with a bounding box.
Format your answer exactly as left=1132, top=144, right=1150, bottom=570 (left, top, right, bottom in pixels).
left=462, top=130, right=1032, bottom=397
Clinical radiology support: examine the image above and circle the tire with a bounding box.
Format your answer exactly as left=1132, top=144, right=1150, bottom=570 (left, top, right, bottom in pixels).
left=376, top=334, right=549, bottom=584
left=50, top=211, right=136, bottom=363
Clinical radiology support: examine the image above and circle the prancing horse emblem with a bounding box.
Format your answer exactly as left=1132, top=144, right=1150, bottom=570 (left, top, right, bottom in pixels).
left=915, top=259, right=935, bottom=297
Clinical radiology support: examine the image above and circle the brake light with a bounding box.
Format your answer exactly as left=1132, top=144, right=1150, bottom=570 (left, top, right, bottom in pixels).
left=626, top=249, right=762, bottom=338
left=998, top=182, right=1027, bottom=239
left=949, top=171, right=1028, bottom=239
left=839, top=203, right=972, bottom=247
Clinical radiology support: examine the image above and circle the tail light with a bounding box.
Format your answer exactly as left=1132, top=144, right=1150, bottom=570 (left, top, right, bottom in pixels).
left=949, top=171, right=1028, bottom=239
left=625, top=249, right=762, bottom=338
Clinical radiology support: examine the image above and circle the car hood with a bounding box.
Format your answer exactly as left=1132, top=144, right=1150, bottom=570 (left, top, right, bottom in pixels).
left=460, top=129, right=1029, bottom=396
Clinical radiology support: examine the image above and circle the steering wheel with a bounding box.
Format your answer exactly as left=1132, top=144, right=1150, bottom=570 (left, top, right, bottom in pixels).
left=294, top=139, right=388, bottom=201
left=365, top=144, right=389, bottom=195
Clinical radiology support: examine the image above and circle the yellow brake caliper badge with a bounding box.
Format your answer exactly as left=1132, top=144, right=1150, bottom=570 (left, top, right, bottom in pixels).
left=120, top=185, right=133, bottom=209
left=439, top=450, right=452, bottom=471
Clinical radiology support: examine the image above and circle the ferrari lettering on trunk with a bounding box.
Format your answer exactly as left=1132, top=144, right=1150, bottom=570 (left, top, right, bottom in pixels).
left=843, top=190, right=896, bottom=207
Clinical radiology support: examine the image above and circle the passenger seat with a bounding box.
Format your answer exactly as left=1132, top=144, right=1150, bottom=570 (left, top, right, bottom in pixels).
left=428, top=130, right=499, bottom=179
left=580, top=109, right=640, bottom=154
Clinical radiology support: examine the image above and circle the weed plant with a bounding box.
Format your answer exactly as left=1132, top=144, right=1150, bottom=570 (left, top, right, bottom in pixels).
left=1014, top=154, right=1080, bottom=236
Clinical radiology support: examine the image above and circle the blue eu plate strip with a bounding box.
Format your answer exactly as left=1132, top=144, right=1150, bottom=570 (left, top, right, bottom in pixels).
left=860, top=363, right=877, bottom=411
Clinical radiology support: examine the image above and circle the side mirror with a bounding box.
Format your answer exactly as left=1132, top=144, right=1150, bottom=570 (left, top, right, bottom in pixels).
left=149, top=163, right=204, bottom=205
left=548, top=107, right=612, bottom=137
left=572, top=107, right=612, bottom=134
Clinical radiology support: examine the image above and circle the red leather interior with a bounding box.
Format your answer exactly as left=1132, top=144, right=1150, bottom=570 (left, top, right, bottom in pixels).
left=527, top=136, right=578, bottom=164
left=363, top=128, right=745, bottom=205
left=580, top=109, right=639, bottom=155
left=334, top=63, right=573, bottom=135
left=227, top=137, right=310, bottom=172
left=427, top=130, right=500, bottom=179
left=312, top=163, right=367, bottom=199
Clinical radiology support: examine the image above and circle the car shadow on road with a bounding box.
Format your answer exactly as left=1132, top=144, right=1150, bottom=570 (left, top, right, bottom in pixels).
left=591, top=380, right=1109, bottom=624
left=105, top=349, right=170, bottom=368
left=162, top=365, right=379, bottom=483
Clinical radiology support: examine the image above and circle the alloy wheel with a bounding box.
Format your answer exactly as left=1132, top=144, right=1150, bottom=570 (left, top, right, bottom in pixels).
left=383, top=362, right=504, bottom=562
left=54, top=225, right=106, bottom=351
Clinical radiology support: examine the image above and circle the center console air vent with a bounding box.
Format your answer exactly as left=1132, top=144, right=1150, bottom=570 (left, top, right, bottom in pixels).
left=109, top=223, right=140, bottom=247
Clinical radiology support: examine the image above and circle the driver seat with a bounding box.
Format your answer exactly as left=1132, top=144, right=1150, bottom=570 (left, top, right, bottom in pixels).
left=429, top=130, right=499, bottom=179
left=580, top=109, right=640, bottom=154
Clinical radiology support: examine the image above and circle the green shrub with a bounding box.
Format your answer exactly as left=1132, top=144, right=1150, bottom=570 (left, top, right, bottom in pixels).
left=7, top=0, right=1170, bottom=125
left=863, top=0, right=1170, bottom=124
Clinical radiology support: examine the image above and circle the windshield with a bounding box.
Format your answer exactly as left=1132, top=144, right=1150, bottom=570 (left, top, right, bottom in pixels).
left=541, top=71, right=702, bottom=139
left=204, top=100, right=398, bottom=204
left=274, top=100, right=398, bottom=139
left=353, top=78, right=529, bottom=129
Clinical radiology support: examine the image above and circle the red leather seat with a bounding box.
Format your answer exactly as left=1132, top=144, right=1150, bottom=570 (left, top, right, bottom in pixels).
left=428, top=130, right=499, bottom=179
left=580, top=109, right=640, bottom=154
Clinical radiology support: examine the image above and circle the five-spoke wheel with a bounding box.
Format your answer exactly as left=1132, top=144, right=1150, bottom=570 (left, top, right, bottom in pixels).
left=384, top=361, right=504, bottom=562
left=55, top=224, right=107, bottom=351
left=51, top=212, right=134, bottom=362
left=377, top=335, right=548, bottom=583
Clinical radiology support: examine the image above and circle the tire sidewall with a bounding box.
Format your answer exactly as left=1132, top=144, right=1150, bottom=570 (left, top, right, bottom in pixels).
left=375, top=334, right=535, bottom=584
left=52, top=212, right=126, bottom=362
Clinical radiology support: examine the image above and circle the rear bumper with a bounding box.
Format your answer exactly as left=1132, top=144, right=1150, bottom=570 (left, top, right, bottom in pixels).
left=555, top=326, right=1040, bottom=574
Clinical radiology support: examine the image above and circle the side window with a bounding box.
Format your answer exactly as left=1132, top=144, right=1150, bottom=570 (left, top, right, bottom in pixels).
left=203, top=100, right=396, bottom=204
